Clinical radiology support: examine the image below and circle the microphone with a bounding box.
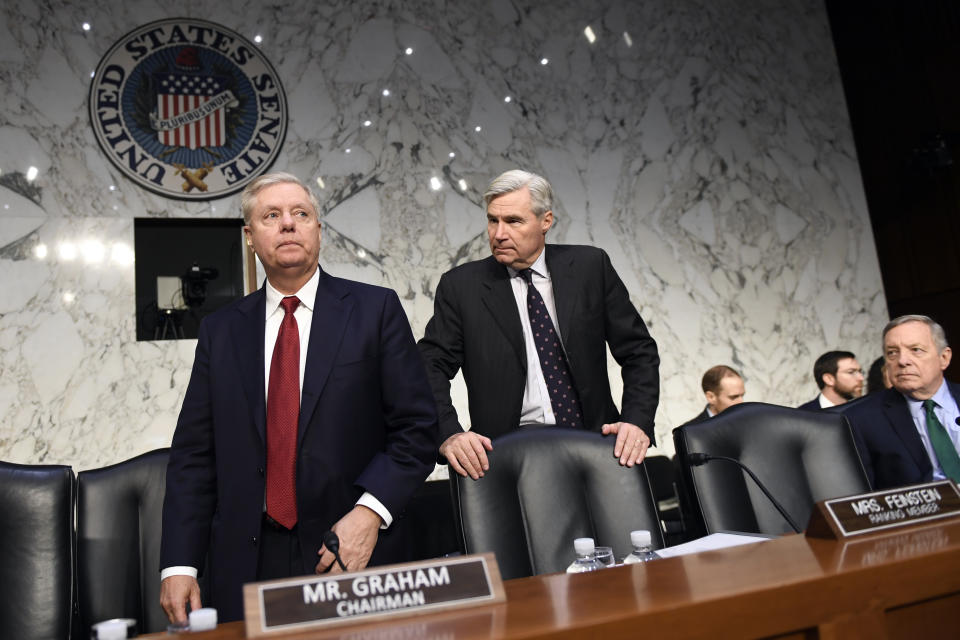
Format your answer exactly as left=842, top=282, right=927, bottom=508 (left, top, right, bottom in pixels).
left=687, top=452, right=802, bottom=533
left=322, top=530, right=347, bottom=571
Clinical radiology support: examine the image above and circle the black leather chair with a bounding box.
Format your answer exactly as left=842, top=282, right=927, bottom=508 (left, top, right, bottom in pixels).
left=451, top=429, right=664, bottom=579
left=673, top=402, right=870, bottom=536
left=76, top=449, right=171, bottom=634
left=0, top=461, right=75, bottom=640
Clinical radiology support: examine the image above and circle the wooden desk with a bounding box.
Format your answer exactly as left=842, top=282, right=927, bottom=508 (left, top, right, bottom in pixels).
left=145, top=520, right=960, bottom=639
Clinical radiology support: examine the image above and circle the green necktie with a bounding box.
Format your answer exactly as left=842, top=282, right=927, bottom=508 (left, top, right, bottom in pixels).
left=923, top=399, right=960, bottom=483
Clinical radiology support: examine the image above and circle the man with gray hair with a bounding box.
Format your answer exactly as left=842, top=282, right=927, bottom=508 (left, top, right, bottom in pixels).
left=418, top=169, right=660, bottom=479
left=844, top=314, right=960, bottom=489
left=160, top=172, right=437, bottom=623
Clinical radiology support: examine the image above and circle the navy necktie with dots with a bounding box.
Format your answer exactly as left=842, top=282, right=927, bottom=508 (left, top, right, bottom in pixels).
left=518, top=269, right=583, bottom=428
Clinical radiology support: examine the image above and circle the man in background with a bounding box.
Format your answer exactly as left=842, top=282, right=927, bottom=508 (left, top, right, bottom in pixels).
left=681, top=365, right=745, bottom=426
left=798, top=350, right=863, bottom=410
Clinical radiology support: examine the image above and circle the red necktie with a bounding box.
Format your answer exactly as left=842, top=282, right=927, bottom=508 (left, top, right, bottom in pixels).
left=266, top=296, right=300, bottom=529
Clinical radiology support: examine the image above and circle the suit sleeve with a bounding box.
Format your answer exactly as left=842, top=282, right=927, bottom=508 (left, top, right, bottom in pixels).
left=600, top=250, right=660, bottom=443
left=160, top=320, right=218, bottom=571
left=354, top=290, right=439, bottom=516
left=417, top=272, right=468, bottom=445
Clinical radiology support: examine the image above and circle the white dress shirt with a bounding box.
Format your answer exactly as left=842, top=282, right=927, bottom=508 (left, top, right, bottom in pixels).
left=506, top=251, right=564, bottom=427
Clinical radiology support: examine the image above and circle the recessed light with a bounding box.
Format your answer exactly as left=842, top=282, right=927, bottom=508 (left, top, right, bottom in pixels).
left=540, top=57, right=549, bottom=65
left=458, top=179, right=467, bottom=191
left=254, top=34, right=263, bottom=44
left=382, top=89, right=390, bottom=97
left=474, top=125, right=482, bottom=132
left=26, top=166, right=38, bottom=181
left=363, top=120, right=372, bottom=127
left=584, top=26, right=596, bottom=44
left=430, top=177, right=442, bottom=191
left=405, top=47, right=413, bottom=55
left=82, top=22, right=91, bottom=32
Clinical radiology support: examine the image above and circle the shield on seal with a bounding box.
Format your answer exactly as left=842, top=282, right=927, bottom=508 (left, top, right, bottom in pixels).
left=152, top=47, right=232, bottom=149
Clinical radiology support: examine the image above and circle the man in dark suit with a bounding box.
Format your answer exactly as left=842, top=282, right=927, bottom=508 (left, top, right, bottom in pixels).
left=159, top=173, right=437, bottom=623
left=418, top=170, right=659, bottom=479
left=798, top=350, right=864, bottom=410
left=681, top=365, right=745, bottom=426
left=844, top=315, right=960, bottom=489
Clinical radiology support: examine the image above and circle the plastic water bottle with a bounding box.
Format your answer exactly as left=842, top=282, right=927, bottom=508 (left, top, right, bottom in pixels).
left=566, top=537, right=604, bottom=573
left=622, top=530, right=659, bottom=564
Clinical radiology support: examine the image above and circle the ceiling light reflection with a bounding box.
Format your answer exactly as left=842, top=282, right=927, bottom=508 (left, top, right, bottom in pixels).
left=405, top=47, right=413, bottom=55
left=111, top=242, right=135, bottom=266
left=623, top=32, right=633, bottom=47
left=504, top=96, right=512, bottom=103
left=62, top=291, right=76, bottom=304
left=82, top=22, right=91, bottom=31
left=382, top=89, right=391, bottom=97
left=81, top=239, right=106, bottom=263
left=26, top=166, right=39, bottom=181
left=363, top=120, right=372, bottom=127
left=458, top=179, right=467, bottom=191
left=58, top=242, right=78, bottom=261
left=34, top=244, right=48, bottom=259
left=316, top=177, right=326, bottom=189
left=584, top=26, right=596, bottom=43
left=474, top=125, right=482, bottom=132
left=540, top=57, right=549, bottom=65
left=429, top=177, right=442, bottom=191
left=254, top=35, right=263, bottom=44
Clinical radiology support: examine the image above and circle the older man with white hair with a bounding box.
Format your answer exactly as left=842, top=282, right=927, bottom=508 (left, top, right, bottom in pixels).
left=845, top=314, right=960, bottom=490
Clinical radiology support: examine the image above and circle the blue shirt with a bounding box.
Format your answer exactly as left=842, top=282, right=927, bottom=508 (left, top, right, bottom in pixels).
left=904, top=380, right=960, bottom=481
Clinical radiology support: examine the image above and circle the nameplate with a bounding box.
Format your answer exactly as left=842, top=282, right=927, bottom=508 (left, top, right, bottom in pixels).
left=806, top=480, right=960, bottom=539
left=243, top=553, right=504, bottom=637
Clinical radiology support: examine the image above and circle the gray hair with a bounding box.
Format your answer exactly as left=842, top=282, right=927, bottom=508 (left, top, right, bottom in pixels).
left=483, top=169, right=553, bottom=217
left=240, top=172, right=321, bottom=224
left=883, top=314, right=949, bottom=353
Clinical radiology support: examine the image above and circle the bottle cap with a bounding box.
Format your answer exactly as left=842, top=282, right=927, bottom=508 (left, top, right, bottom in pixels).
left=574, top=537, right=595, bottom=555
left=631, top=529, right=652, bottom=547
left=189, top=607, right=218, bottom=631
left=91, top=618, right=135, bottom=639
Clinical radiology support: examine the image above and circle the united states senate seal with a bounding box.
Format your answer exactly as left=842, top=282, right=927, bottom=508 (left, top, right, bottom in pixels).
left=89, top=18, right=287, bottom=200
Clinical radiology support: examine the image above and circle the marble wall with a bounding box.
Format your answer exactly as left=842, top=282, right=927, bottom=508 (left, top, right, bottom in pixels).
left=0, top=0, right=886, bottom=470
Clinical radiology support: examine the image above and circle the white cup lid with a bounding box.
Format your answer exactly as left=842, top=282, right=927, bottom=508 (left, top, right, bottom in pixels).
left=189, top=607, right=218, bottom=631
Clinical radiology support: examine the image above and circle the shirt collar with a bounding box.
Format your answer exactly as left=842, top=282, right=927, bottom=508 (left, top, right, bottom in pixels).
left=506, top=248, right=549, bottom=279
left=902, top=378, right=949, bottom=410
left=265, top=267, right=319, bottom=314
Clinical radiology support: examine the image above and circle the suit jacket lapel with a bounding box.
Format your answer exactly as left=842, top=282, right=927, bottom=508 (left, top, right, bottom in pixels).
left=544, top=245, right=580, bottom=343
left=882, top=388, right=931, bottom=472
left=479, top=259, right=526, bottom=369
left=298, top=269, right=352, bottom=448
left=236, top=288, right=267, bottom=445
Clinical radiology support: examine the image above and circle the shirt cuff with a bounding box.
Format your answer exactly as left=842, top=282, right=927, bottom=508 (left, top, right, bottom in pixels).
left=161, top=566, right=198, bottom=582
left=357, top=492, right=392, bottom=529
